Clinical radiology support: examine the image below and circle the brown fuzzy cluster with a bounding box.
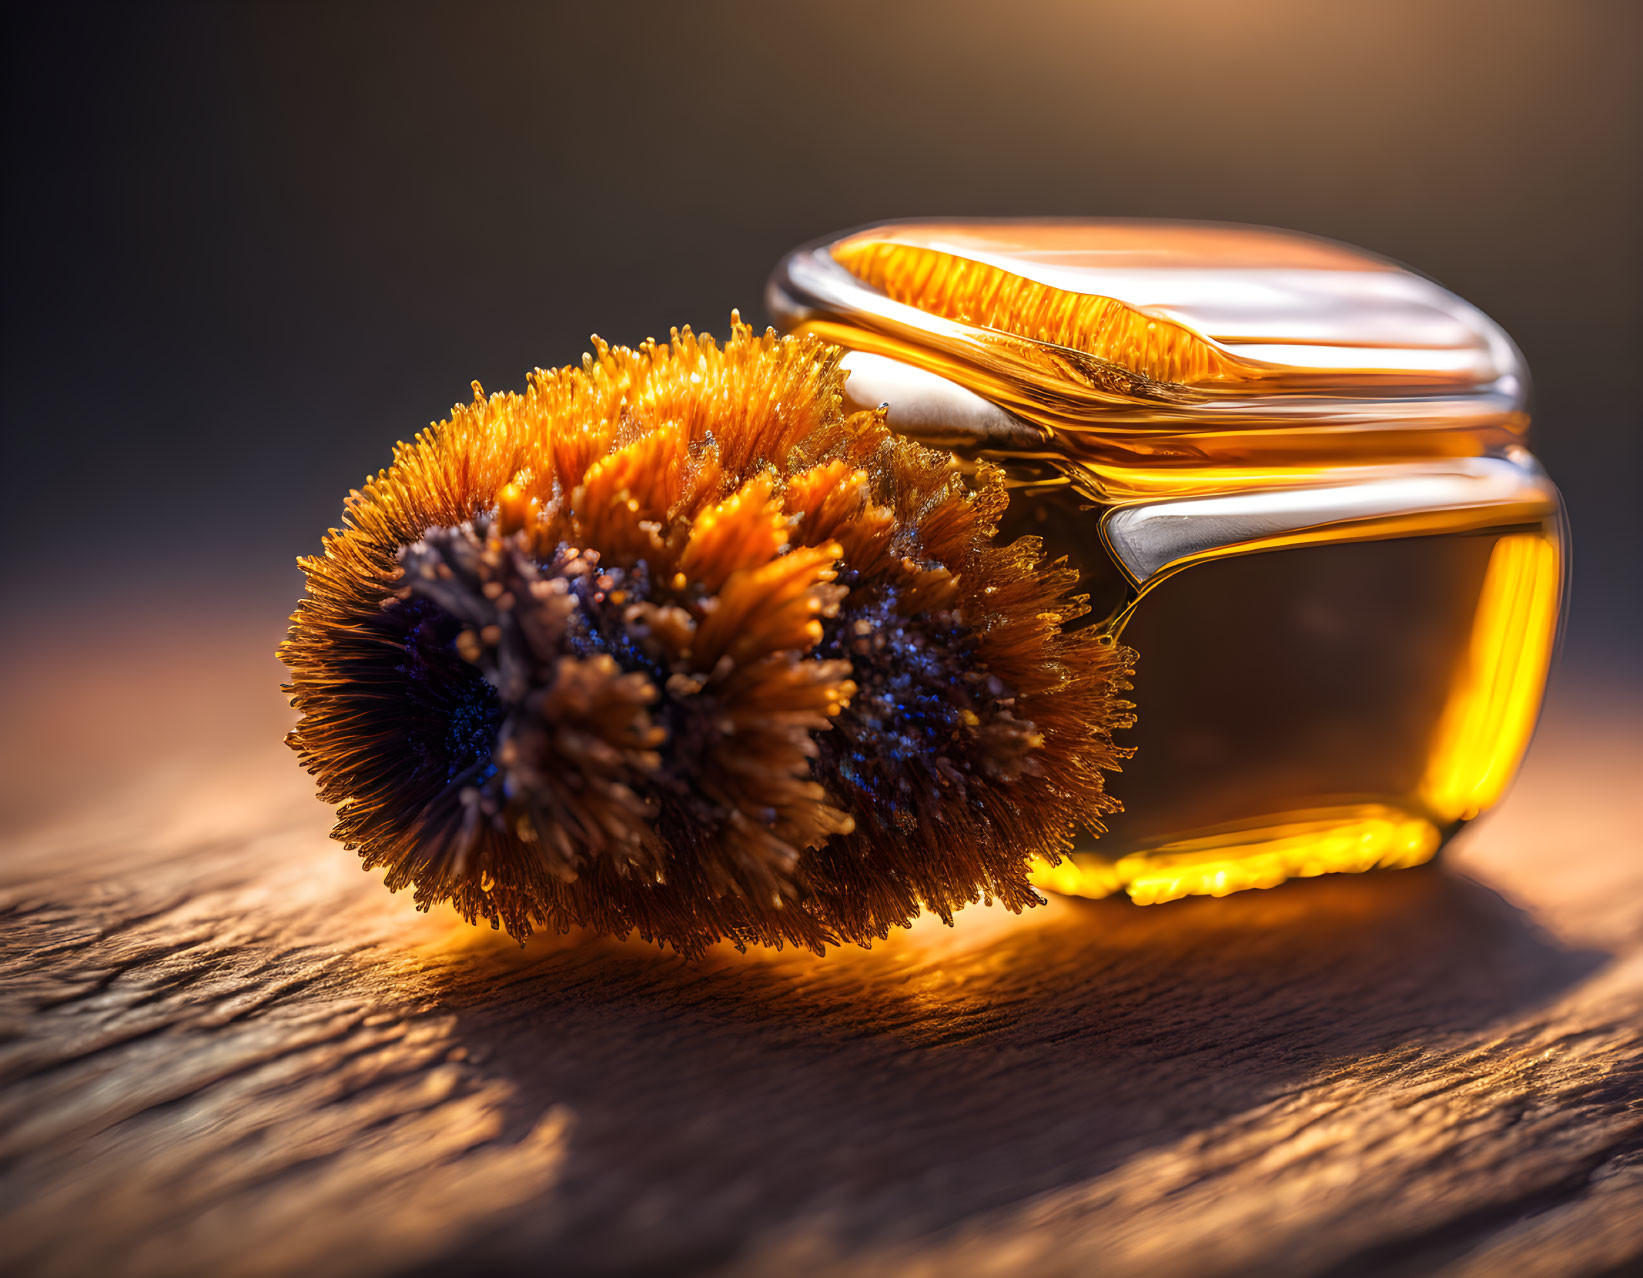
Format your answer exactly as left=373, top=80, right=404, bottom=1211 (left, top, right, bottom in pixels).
left=281, top=318, right=1134, bottom=953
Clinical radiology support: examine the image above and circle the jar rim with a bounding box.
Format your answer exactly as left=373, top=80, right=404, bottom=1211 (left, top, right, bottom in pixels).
left=767, top=219, right=1531, bottom=490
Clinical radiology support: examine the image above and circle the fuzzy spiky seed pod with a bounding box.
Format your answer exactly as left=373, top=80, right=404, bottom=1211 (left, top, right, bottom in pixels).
left=281, top=318, right=1134, bottom=954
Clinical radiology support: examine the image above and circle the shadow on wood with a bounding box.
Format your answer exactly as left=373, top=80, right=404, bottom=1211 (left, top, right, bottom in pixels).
left=402, top=865, right=1609, bottom=1274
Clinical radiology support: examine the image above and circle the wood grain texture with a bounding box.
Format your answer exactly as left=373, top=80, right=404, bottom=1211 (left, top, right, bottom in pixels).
left=2, top=605, right=1640, bottom=1278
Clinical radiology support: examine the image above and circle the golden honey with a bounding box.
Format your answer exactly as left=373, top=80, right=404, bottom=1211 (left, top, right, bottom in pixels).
left=768, top=220, right=1565, bottom=903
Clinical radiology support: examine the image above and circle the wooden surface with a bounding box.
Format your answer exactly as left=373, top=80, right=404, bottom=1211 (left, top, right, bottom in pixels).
left=2, top=604, right=1641, bottom=1278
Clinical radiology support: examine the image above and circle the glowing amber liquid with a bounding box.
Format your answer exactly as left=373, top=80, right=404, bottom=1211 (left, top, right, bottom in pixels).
left=1005, top=486, right=1563, bottom=902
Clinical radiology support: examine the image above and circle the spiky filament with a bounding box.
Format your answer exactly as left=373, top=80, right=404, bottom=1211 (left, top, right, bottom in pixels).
left=281, top=318, right=1134, bottom=954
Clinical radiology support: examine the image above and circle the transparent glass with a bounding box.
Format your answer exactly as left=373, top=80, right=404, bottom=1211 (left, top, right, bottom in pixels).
left=769, top=219, right=1566, bottom=903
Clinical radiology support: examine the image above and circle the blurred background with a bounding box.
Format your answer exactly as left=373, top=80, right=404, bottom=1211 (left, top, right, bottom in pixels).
left=2, top=0, right=1638, bottom=709
left=4, top=8, right=1642, bottom=1271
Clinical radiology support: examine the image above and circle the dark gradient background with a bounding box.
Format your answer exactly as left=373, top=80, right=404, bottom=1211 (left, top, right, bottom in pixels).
left=3, top=9, right=1643, bottom=1270
left=4, top=0, right=1639, bottom=668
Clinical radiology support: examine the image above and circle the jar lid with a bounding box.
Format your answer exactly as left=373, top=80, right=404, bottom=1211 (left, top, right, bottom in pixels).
left=768, top=220, right=1529, bottom=496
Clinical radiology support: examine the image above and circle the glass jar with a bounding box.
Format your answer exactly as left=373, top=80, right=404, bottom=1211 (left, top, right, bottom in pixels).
left=768, top=220, right=1565, bottom=903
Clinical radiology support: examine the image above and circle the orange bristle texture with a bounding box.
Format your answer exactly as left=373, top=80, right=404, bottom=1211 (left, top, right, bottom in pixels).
left=280, top=318, right=1134, bottom=954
